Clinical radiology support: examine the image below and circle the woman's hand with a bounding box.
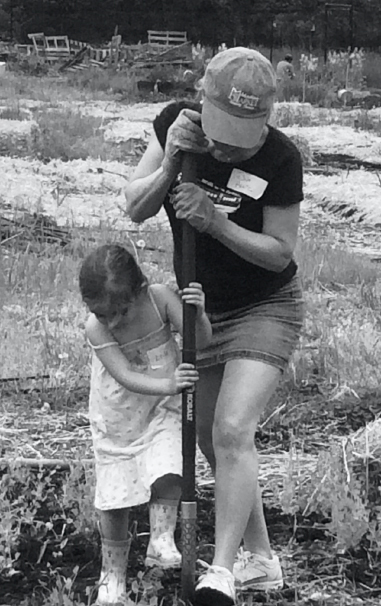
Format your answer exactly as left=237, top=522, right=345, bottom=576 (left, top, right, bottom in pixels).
left=181, top=282, right=206, bottom=318
left=162, top=108, right=209, bottom=176
left=171, top=182, right=215, bottom=232
left=168, top=363, right=199, bottom=394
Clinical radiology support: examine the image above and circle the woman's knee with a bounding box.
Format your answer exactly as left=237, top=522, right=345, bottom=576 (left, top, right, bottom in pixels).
left=213, top=417, right=256, bottom=455
left=212, top=359, right=280, bottom=455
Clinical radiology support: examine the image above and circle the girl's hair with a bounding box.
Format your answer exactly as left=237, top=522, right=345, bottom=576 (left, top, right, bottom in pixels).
left=79, top=244, right=147, bottom=304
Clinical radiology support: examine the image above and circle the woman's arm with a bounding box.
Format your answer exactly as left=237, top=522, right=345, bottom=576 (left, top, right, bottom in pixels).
left=209, top=202, right=300, bottom=273
left=171, top=182, right=300, bottom=273
left=125, top=108, right=208, bottom=224
left=151, top=284, right=212, bottom=350
left=124, top=135, right=171, bottom=223
left=86, top=316, right=197, bottom=395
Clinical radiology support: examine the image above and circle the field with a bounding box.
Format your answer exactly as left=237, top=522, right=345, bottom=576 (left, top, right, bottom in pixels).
left=1, top=67, right=381, bottom=606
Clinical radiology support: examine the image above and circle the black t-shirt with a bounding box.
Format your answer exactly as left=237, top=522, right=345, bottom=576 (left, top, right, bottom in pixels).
left=153, top=101, right=303, bottom=313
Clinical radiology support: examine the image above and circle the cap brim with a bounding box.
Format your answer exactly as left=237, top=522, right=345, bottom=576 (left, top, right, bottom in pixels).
left=201, top=97, right=267, bottom=149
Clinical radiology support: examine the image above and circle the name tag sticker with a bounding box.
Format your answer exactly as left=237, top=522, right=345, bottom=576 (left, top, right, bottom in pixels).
left=147, top=342, right=170, bottom=369
left=227, top=169, right=268, bottom=200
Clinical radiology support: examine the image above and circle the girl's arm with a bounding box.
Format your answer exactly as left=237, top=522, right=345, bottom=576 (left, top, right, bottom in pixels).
left=86, top=315, right=198, bottom=395
left=151, top=283, right=212, bottom=350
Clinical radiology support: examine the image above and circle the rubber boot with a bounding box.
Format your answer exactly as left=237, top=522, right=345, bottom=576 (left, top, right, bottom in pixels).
left=145, top=499, right=181, bottom=569
left=96, top=536, right=131, bottom=606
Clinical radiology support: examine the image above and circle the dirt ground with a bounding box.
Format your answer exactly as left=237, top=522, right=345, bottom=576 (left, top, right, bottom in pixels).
left=1, top=385, right=381, bottom=605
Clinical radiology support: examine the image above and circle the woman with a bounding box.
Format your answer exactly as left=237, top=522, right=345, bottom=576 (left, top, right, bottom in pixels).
left=125, top=47, right=304, bottom=606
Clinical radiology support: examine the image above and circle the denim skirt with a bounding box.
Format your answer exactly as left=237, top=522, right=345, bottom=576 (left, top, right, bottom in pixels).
left=197, top=276, right=304, bottom=372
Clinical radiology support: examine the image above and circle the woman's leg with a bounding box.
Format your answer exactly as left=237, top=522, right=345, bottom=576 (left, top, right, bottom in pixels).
left=196, top=361, right=280, bottom=562
left=194, top=359, right=282, bottom=605
left=196, top=364, right=224, bottom=470
left=195, top=360, right=280, bottom=567
left=211, top=359, right=281, bottom=571
left=241, top=483, right=271, bottom=556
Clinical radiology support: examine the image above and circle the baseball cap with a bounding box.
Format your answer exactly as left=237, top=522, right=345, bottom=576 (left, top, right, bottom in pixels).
left=201, top=47, right=276, bottom=149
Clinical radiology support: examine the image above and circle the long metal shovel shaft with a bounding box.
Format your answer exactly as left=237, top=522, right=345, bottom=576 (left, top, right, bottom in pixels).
left=181, top=153, right=198, bottom=605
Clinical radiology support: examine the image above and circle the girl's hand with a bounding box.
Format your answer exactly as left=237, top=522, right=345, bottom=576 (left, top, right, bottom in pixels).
left=171, top=182, right=215, bottom=232
left=182, top=282, right=206, bottom=316
left=170, top=363, right=199, bottom=394
left=162, top=109, right=209, bottom=176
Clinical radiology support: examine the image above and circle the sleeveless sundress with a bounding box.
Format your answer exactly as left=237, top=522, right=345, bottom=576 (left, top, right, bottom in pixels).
left=88, top=288, right=182, bottom=510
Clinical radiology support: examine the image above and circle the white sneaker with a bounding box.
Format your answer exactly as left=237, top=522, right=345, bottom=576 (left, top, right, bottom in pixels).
left=233, top=550, right=283, bottom=591
left=145, top=533, right=182, bottom=569
left=195, top=565, right=236, bottom=606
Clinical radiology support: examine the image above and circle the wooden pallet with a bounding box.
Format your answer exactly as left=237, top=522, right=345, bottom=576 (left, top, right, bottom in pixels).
left=147, top=30, right=187, bottom=46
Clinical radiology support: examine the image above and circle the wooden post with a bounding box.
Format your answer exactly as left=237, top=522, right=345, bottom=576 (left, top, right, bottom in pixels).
left=9, top=0, right=14, bottom=42
left=350, top=0, right=354, bottom=51
left=111, top=27, right=121, bottom=66
left=270, top=20, right=276, bottom=63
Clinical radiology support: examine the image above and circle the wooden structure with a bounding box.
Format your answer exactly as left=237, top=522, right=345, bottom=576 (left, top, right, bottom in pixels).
left=15, top=30, right=192, bottom=72
left=147, top=30, right=187, bottom=46
left=28, top=33, right=69, bottom=62
left=25, top=33, right=88, bottom=64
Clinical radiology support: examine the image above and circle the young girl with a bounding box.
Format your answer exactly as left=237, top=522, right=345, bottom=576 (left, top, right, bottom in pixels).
left=79, top=244, right=212, bottom=606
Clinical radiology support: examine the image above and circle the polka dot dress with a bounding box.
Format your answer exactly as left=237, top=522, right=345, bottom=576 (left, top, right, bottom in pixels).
left=89, top=292, right=182, bottom=511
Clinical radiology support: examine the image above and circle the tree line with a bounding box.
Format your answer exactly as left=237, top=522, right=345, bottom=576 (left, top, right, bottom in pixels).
left=0, top=0, right=380, bottom=51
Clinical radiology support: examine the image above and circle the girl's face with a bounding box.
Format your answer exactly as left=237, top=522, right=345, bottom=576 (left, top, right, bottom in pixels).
left=86, top=296, right=137, bottom=331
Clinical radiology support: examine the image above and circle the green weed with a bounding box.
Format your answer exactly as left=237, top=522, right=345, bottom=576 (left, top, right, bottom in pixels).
left=66, top=68, right=137, bottom=100
left=297, top=235, right=379, bottom=291
left=29, top=109, right=107, bottom=162
left=292, top=235, right=381, bottom=390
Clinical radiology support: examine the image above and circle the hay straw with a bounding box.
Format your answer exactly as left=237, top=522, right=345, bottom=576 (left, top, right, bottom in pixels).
left=346, top=417, right=381, bottom=461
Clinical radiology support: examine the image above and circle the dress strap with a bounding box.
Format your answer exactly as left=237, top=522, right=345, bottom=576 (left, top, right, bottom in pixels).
left=148, top=286, right=165, bottom=328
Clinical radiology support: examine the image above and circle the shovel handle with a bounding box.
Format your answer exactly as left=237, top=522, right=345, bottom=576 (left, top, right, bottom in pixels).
left=181, top=152, right=198, bottom=500
left=181, top=152, right=198, bottom=605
